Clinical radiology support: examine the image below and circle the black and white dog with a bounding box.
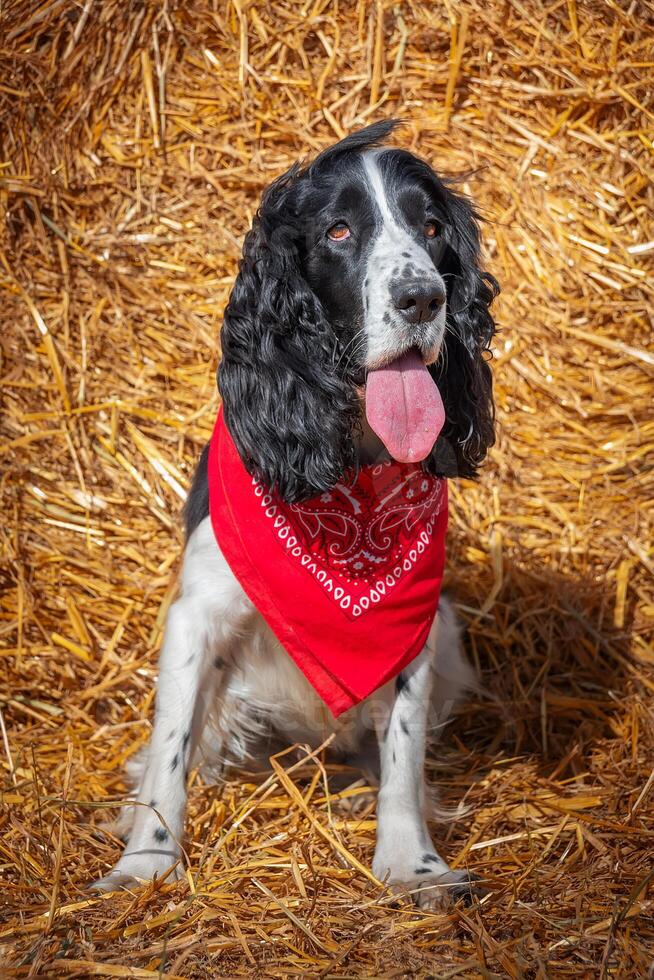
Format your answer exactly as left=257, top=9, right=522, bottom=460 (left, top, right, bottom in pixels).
left=95, top=121, right=498, bottom=907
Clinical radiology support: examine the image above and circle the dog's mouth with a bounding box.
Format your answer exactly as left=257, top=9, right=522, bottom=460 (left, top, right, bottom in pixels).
left=365, top=347, right=445, bottom=463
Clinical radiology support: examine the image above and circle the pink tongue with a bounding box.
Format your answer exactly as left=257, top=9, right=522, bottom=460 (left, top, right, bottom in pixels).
left=365, top=349, right=445, bottom=463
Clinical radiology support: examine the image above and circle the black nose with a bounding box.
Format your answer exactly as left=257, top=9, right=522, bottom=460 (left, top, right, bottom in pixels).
left=390, top=280, right=445, bottom=325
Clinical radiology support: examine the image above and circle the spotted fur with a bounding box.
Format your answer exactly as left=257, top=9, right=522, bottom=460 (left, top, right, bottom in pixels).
left=93, top=122, right=495, bottom=907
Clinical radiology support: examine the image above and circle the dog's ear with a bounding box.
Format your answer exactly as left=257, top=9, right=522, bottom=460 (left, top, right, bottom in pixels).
left=218, top=169, right=357, bottom=502
left=427, top=187, right=498, bottom=479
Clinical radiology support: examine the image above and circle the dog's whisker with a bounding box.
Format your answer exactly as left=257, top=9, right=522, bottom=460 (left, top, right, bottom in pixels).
left=341, top=335, right=368, bottom=375
left=334, top=327, right=367, bottom=370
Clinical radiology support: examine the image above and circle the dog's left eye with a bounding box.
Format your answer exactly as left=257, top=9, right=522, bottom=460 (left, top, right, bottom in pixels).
left=424, top=220, right=439, bottom=239
left=327, top=222, right=351, bottom=242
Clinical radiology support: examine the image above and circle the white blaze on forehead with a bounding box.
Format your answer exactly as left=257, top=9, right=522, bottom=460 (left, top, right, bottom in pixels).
left=363, top=151, right=437, bottom=263
left=362, top=150, right=404, bottom=233
left=361, top=150, right=446, bottom=367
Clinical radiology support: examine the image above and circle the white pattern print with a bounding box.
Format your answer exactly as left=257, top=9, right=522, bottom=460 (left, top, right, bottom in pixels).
left=251, top=468, right=446, bottom=620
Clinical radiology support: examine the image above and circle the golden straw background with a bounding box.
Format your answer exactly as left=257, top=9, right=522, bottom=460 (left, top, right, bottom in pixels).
left=1, top=1, right=653, bottom=975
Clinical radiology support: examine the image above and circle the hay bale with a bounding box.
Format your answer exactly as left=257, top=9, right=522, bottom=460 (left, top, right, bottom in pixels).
left=1, top=0, right=652, bottom=975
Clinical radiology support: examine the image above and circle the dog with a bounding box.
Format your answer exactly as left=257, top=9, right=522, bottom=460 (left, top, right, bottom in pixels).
left=93, top=120, right=498, bottom=908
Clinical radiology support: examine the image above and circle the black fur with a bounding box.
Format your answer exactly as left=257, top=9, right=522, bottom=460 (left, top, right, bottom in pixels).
left=396, top=672, right=410, bottom=694
left=207, top=120, right=497, bottom=503
left=184, top=442, right=209, bottom=538
left=430, top=186, right=498, bottom=478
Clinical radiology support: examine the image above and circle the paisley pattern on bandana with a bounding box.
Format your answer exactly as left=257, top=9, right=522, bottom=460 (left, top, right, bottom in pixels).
left=252, top=464, right=446, bottom=620
left=209, top=409, right=448, bottom=716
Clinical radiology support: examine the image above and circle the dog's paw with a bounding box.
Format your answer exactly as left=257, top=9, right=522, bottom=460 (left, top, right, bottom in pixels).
left=373, top=849, right=480, bottom=910
left=407, top=867, right=481, bottom=909
left=90, top=849, right=184, bottom=892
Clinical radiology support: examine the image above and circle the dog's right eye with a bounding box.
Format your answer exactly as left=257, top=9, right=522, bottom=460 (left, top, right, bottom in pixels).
left=327, top=222, right=351, bottom=242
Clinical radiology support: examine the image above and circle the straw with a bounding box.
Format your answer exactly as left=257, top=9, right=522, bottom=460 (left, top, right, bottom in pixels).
left=1, top=0, right=652, bottom=975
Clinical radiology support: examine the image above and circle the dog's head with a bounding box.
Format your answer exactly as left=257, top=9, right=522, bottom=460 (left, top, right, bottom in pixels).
left=219, top=120, right=498, bottom=501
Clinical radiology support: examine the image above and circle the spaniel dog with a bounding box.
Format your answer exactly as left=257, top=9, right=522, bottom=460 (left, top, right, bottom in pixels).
left=94, top=120, right=498, bottom=908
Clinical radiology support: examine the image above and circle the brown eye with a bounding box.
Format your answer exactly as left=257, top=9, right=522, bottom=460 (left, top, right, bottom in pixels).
left=424, top=220, right=438, bottom=239
left=327, top=222, right=350, bottom=242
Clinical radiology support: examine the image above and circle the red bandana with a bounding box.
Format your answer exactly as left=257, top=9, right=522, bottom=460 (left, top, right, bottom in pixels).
left=208, top=411, right=448, bottom=717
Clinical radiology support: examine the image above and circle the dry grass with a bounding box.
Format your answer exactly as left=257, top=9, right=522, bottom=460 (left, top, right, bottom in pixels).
left=1, top=0, right=653, bottom=976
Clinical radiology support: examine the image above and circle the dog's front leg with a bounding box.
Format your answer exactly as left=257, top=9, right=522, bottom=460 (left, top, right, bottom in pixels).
left=372, top=631, right=473, bottom=909
left=93, top=594, right=227, bottom=890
